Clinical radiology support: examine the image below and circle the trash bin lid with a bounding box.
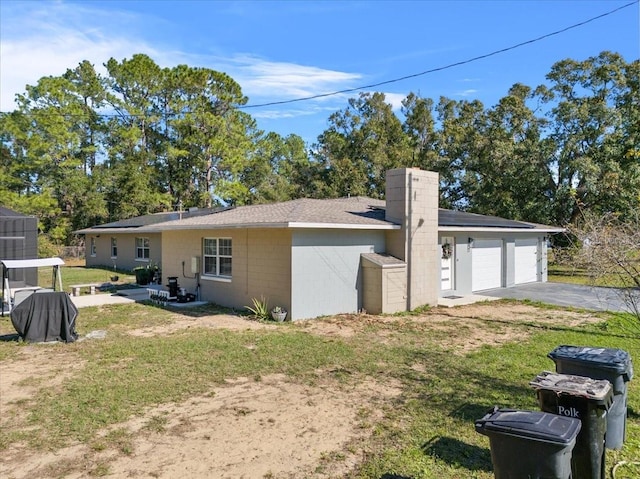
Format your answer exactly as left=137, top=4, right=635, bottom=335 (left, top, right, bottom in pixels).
left=475, top=407, right=581, bottom=445
left=530, top=371, right=614, bottom=407
left=548, top=345, right=633, bottom=380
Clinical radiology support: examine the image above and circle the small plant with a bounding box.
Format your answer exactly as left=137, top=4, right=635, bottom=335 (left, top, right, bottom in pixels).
left=246, top=296, right=270, bottom=321
left=271, top=306, right=288, bottom=322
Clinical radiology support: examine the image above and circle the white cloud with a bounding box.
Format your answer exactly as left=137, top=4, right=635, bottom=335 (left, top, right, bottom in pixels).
left=225, top=55, right=362, bottom=101
left=456, top=89, right=478, bottom=97
left=0, top=2, right=163, bottom=111
left=0, top=3, right=361, bottom=117
left=381, top=92, right=407, bottom=111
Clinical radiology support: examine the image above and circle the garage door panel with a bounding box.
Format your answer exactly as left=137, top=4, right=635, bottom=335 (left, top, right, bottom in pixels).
left=515, top=238, right=539, bottom=284
left=472, top=239, right=502, bottom=292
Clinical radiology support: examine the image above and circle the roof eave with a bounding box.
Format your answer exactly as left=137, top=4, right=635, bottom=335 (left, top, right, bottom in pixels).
left=142, top=221, right=400, bottom=232
left=438, top=226, right=565, bottom=233
left=74, top=227, right=152, bottom=235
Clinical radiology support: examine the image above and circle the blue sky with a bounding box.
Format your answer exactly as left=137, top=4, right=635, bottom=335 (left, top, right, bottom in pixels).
left=1, top=0, right=638, bottom=145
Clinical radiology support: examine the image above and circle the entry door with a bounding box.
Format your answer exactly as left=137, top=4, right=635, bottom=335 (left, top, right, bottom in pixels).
left=472, top=239, right=502, bottom=292
left=440, top=237, right=454, bottom=291
left=515, top=238, right=539, bottom=284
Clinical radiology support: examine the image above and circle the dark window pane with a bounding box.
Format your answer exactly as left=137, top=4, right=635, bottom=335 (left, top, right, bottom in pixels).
left=219, top=258, right=232, bottom=276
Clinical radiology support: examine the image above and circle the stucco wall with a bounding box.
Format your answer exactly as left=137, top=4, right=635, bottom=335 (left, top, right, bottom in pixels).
left=85, top=233, right=162, bottom=272
left=291, top=229, right=385, bottom=320
left=161, top=228, right=291, bottom=314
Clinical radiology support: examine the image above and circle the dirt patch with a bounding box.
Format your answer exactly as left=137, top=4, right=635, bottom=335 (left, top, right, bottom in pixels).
left=3, top=375, right=400, bottom=479
left=127, top=313, right=275, bottom=337
left=0, top=345, right=85, bottom=430
left=293, top=303, right=603, bottom=353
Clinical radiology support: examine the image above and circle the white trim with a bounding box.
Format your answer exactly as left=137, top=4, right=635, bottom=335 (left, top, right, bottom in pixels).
left=135, top=236, right=150, bottom=260
left=203, top=237, right=232, bottom=278
left=110, top=237, right=118, bottom=258
left=82, top=223, right=561, bottom=234
left=141, top=222, right=400, bottom=232
left=439, top=226, right=564, bottom=233
left=200, top=275, right=232, bottom=283
left=1, top=257, right=65, bottom=268
left=287, top=222, right=399, bottom=230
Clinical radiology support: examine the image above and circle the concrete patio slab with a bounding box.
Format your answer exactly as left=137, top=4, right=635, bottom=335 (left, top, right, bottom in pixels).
left=437, top=294, right=500, bottom=308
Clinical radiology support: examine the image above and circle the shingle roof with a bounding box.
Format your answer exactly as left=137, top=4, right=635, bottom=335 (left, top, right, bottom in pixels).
left=141, top=197, right=392, bottom=231
left=75, top=197, right=562, bottom=234
left=97, top=208, right=222, bottom=228
left=438, top=209, right=534, bottom=229
left=74, top=207, right=223, bottom=234
left=0, top=206, right=30, bottom=217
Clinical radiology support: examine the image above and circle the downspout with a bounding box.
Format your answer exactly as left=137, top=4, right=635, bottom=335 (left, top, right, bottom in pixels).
left=1, top=268, right=5, bottom=317
left=406, top=171, right=412, bottom=312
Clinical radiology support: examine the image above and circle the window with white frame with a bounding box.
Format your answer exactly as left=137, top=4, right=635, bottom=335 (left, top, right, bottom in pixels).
left=90, top=237, right=96, bottom=256
left=203, top=238, right=232, bottom=277
left=111, top=237, right=118, bottom=258
left=135, top=237, right=150, bottom=260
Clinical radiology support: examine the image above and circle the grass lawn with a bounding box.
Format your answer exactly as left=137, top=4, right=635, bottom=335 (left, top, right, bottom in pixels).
left=0, top=299, right=638, bottom=478
left=35, top=264, right=137, bottom=294
left=547, top=262, right=635, bottom=288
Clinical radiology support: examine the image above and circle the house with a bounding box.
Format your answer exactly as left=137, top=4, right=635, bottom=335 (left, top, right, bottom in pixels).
left=75, top=207, right=219, bottom=271
left=76, top=168, right=562, bottom=320
left=0, top=207, right=38, bottom=288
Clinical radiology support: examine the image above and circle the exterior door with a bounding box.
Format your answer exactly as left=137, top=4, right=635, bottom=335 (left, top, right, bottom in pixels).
left=515, top=238, right=539, bottom=284
left=472, top=239, right=502, bottom=292
left=440, top=237, right=454, bottom=291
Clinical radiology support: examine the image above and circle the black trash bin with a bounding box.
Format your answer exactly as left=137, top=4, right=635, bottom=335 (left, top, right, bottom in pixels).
left=530, top=371, right=613, bottom=479
left=475, top=407, right=581, bottom=479
left=548, top=345, right=633, bottom=450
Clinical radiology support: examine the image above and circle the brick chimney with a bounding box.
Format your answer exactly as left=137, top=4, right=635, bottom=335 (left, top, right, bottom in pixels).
left=385, top=168, right=439, bottom=310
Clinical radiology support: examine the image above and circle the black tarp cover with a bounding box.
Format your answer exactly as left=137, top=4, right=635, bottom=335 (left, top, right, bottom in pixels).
left=11, top=292, right=78, bottom=343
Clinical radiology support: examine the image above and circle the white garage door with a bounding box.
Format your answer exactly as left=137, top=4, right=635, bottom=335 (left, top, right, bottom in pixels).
left=472, top=239, right=502, bottom=292
left=515, top=238, right=539, bottom=284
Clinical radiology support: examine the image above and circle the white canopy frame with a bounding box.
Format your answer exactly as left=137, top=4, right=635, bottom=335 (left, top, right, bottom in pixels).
left=1, top=257, right=65, bottom=315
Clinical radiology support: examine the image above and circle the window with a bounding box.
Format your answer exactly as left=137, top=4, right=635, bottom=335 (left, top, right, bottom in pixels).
left=90, top=237, right=96, bottom=256
left=203, top=238, right=232, bottom=277
left=111, top=237, right=118, bottom=258
left=135, top=237, right=150, bottom=260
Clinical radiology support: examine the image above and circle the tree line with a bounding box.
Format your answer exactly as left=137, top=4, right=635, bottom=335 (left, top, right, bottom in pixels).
left=0, top=51, right=638, bottom=250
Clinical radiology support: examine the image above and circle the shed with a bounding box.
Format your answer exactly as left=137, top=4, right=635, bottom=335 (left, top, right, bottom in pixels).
left=0, top=207, right=38, bottom=287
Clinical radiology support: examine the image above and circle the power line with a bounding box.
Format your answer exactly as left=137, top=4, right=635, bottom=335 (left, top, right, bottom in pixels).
left=239, top=0, right=638, bottom=109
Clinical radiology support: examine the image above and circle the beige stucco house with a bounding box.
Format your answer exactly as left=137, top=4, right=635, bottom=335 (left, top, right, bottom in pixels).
left=76, top=168, right=561, bottom=320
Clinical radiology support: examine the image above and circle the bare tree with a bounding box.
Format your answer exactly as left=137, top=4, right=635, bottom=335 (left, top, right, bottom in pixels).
left=566, top=212, right=640, bottom=333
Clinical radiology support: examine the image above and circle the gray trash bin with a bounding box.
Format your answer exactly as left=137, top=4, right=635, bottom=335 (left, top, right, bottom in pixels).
left=548, top=345, right=633, bottom=449
left=530, top=371, right=613, bottom=479
left=475, top=407, right=581, bottom=479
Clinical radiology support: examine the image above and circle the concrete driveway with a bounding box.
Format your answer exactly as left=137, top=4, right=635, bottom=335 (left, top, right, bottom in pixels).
left=481, top=282, right=635, bottom=313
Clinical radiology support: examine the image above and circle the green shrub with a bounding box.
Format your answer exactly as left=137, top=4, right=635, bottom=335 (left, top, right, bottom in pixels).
left=246, top=296, right=270, bottom=321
